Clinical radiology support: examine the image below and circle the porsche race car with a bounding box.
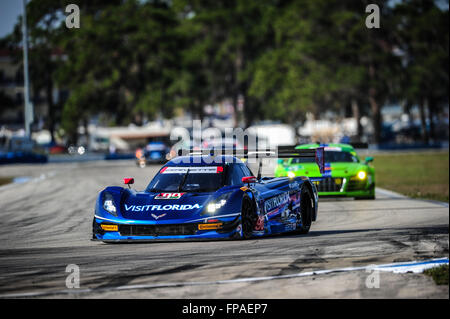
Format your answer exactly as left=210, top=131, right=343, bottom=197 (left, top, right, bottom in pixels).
left=92, top=147, right=325, bottom=242
left=274, top=143, right=375, bottom=199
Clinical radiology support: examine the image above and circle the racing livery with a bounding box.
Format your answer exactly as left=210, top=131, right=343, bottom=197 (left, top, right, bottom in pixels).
left=275, top=143, right=375, bottom=199
left=93, top=148, right=324, bottom=242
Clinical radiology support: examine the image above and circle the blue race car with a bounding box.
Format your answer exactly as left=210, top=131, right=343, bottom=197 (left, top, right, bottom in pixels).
left=136, top=141, right=170, bottom=167
left=92, top=147, right=324, bottom=242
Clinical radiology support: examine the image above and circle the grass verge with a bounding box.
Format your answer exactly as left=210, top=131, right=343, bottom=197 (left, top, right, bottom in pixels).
left=424, top=265, right=449, bottom=285
left=0, top=177, right=14, bottom=187
left=368, top=151, right=449, bottom=202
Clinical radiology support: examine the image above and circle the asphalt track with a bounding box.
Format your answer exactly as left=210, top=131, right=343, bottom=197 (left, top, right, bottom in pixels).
left=0, top=160, right=448, bottom=298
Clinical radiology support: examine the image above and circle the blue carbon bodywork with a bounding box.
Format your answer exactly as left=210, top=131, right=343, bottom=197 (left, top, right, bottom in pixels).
left=92, top=155, right=319, bottom=242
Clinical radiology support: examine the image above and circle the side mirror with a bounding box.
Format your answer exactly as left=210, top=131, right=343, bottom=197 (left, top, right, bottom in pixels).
left=242, top=176, right=257, bottom=185
left=365, top=156, right=374, bottom=163
left=124, top=178, right=134, bottom=188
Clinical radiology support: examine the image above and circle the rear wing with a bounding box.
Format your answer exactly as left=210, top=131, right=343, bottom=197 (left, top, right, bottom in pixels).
left=277, top=147, right=325, bottom=175
left=177, top=146, right=325, bottom=175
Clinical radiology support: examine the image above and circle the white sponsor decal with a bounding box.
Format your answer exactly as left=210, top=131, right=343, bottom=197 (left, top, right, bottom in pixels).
left=324, top=147, right=342, bottom=151
left=264, top=193, right=289, bottom=213
left=155, top=192, right=184, bottom=199
left=124, top=204, right=201, bottom=212
left=289, top=181, right=299, bottom=189
left=161, top=166, right=222, bottom=174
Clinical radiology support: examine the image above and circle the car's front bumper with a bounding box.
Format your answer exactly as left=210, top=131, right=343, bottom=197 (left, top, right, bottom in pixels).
left=92, top=214, right=242, bottom=241
left=309, top=176, right=374, bottom=198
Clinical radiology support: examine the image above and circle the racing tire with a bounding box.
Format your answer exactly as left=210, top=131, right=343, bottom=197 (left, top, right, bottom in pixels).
left=92, top=218, right=98, bottom=240
left=354, top=185, right=376, bottom=200
left=241, top=196, right=257, bottom=239
left=297, top=187, right=313, bottom=234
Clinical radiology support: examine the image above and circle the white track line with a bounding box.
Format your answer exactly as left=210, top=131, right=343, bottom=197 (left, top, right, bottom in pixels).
left=376, top=187, right=449, bottom=207
left=375, top=187, right=407, bottom=198
left=1, top=257, right=447, bottom=298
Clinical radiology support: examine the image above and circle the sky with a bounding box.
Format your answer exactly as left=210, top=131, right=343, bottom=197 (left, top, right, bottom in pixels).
left=0, top=0, right=23, bottom=38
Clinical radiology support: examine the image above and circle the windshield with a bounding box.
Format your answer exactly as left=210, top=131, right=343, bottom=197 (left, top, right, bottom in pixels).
left=146, top=166, right=225, bottom=193
left=291, top=151, right=359, bottom=163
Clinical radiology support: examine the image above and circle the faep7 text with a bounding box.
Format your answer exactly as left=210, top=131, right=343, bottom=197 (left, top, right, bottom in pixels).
left=227, top=303, right=268, bottom=314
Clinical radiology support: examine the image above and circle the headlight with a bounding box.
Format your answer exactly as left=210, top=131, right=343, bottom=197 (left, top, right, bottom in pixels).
left=357, top=171, right=367, bottom=180
left=206, top=200, right=227, bottom=213
left=287, top=171, right=296, bottom=178
left=103, top=192, right=117, bottom=216
left=203, top=192, right=232, bottom=215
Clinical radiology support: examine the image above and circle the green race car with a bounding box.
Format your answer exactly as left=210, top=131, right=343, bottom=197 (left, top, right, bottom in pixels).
left=275, top=143, right=375, bottom=199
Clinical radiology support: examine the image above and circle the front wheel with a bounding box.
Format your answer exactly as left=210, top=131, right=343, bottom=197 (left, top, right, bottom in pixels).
left=355, top=185, right=375, bottom=200
left=241, top=197, right=257, bottom=239
left=297, top=188, right=313, bottom=234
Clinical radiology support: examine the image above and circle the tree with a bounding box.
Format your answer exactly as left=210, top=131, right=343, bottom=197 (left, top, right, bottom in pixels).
left=392, top=0, right=449, bottom=144
left=3, top=0, right=447, bottom=146
left=249, top=0, right=402, bottom=143
left=57, top=0, right=180, bottom=142
left=8, top=0, right=64, bottom=142
left=173, top=0, right=278, bottom=127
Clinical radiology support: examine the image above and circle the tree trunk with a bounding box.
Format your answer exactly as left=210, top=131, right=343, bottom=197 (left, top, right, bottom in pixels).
left=419, top=98, right=429, bottom=144
left=368, top=64, right=381, bottom=144
left=427, top=97, right=436, bottom=142
left=230, top=48, right=244, bottom=128
left=402, top=100, right=413, bottom=126
left=198, top=101, right=205, bottom=122
left=242, top=94, right=255, bottom=129
left=368, top=88, right=381, bottom=144
left=351, top=98, right=362, bottom=139
left=231, top=90, right=239, bottom=128
left=83, top=118, right=89, bottom=148
left=46, top=72, right=55, bottom=143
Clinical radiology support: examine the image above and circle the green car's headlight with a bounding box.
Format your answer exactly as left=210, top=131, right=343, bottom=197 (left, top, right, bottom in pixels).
left=103, top=192, right=118, bottom=216
left=357, top=171, right=367, bottom=180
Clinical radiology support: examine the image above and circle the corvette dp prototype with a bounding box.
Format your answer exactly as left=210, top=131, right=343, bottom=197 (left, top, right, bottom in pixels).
left=93, top=148, right=324, bottom=242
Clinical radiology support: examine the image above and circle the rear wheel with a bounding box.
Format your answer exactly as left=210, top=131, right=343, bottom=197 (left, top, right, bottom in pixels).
left=241, top=197, right=257, bottom=239
left=297, top=188, right=313, bottom=234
